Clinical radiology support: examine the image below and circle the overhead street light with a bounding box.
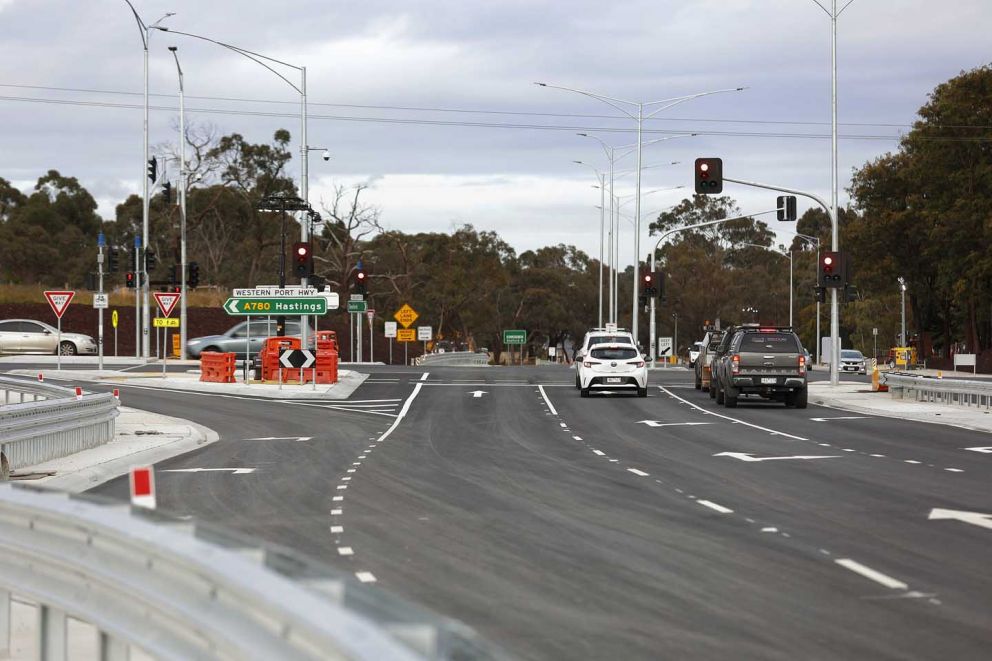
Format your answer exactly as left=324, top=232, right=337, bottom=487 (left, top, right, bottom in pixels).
left=573, top=160, right=607, bottom=328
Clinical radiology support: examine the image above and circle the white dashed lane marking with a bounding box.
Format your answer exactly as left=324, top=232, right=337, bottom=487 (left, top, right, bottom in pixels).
left=355, top=572, right=377, bottom=583
left=835, top=558, right=909, bottom=590
left=627, top=468, right=650, bottom=477
left=337, top=547, right=354, bottom=556
left=697, top=500, right=733, bottom=514
left=330, top=526, right=343, bottom=534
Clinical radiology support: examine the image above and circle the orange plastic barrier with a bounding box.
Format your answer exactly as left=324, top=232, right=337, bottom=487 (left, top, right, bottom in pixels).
left=200, top=352, right=236, bottom=383
left=261, top=337, right=300, bottom=382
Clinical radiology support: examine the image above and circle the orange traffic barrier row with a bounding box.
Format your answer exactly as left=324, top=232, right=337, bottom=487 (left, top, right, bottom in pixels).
left=200, top=351, right=237, bottom=383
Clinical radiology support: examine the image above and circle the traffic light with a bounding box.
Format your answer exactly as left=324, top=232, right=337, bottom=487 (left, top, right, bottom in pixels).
left=108, top=247, right=119, bottom=273
left=694, top=158, right=723, bottom=194
left=188, top=261, right=200, bottom=289
left=147, top=157, right=157, bottom=183
left=145, top=248, right=157, bottom=272
left=777, top=195, right=797, bottom=222
left=292, top=242, right=313, bottom=277
left=161, top=181, right=172, bottom=205
left=818, top=251, right=846, bottom=288
left=814, top=286, right=826, bottom=303
left=125, top=271, right=136, bottom=288
left=85, top=272, right=97, bottom=291
left=641, top=271, right=657, bottom=297
left=355, top=269, right=367, bottom=295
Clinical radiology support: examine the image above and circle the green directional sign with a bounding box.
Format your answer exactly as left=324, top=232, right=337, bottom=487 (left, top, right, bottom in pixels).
left=223, top=297, right=327, bottom=316
left=346, top=300, right=367, bottom=313
left=503, top=329, right=527, bottom=345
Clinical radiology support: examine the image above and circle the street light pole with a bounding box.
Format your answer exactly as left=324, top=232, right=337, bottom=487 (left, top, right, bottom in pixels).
left=573, top=161, right=606, bottom=327
left=167, top=46, right=187, bottom=360
left=898, top=277, right=907, bottom=346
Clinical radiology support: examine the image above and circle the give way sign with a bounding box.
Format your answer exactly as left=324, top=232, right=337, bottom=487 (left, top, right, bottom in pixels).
left=44, top=290, right=75, bottom=319
left=154, top=292, right=181, bottom=317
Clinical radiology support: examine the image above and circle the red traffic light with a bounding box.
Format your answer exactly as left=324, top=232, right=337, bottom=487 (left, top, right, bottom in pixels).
left=643, top=274, right=653, bottom=283
left=356, top=271, right=366, bottom=282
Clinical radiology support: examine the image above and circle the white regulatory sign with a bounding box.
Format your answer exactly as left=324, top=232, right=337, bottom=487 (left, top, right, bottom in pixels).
left=93, top=293, right=109, bottom=309
left=417, top=326, right=432, bottom=341
left=235, top=287, right=318, bottom=297
left=657, top=336, right=673, bottom=356
left=384, top=321, right=397, bottom=338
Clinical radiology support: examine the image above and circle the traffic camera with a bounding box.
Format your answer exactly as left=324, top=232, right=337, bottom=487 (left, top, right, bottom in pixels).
left=694, top=158, right=723, bottom=194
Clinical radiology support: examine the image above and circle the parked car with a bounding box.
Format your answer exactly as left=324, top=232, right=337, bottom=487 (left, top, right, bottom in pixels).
left=186, top=320, right=313, bottom=359
left=0, top=319, right=96, bottom=356
left=577, top=343, right=648, bottom=397
left=712, top=325, right=808, bottom=408
left=840, top=349, right=867, bottom=374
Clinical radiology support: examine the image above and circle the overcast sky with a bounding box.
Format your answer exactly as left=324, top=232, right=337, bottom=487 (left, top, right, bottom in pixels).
left=2, top=0, right=990, bottom=267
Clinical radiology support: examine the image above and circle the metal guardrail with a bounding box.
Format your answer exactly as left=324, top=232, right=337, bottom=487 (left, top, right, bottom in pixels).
left=0, top=483, right=504, bottom=660
left=416, top=352, right=491, bottom=367
left=0, top=376, right=119, bottom=476
left=882, top=372, right=992, bottom=409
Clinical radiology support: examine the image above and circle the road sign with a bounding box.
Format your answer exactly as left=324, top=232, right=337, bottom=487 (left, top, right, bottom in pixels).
left=394, top=303, right=419, bottom=328
left=153, top=317, right=180, bottom=328
left=657, top=336, right=673, bottom=356
left=347, top=300, right=367, bottom=313
left=366, top=309, right=375, bottom=322
left=417, top=326, right=432, bottom=341
left=93, top=293, right=109, bottom=309
left=279, top=349, right=316, bottom=369
left=44, top=290, right=75, bottom=319
left=111, top=309, right=118, bottom=328
left=397, top=328, right=416, bottom=342
left=130, top=466, right=156, bottom=509
left=503, top=329, right=526, bottom=345
left=154, top=292, right=181, bottom=317
left=224, top=297, right=328, bottom=316
left=321, top=292, right=340, bottom=310
left=350, top=294, right=365, bottom=301
left=605, top=323, right=618, bottom=332
left=384, top=321, right=397, bottom=338
left=234, top=287, right=318, bottom=297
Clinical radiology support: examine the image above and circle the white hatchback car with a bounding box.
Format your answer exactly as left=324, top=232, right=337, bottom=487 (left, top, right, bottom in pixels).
left=578, top=344, right=648, bottom=397
left=574, top=329, right=637, bottom=387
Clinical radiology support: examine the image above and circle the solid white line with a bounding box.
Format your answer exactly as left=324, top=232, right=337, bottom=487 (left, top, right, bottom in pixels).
left=658, top=386, right=808, bottom=441
left=373, top=382, right=424, bottom=445
left=341, top=399, right=404, bottom=403
left=697, top=500, right=733, bottom=514
left=835, top=558, right=908, bottom=590
left=355, top=571, right=377, bottom=583
left=419, top=372, right=430, bottom=381
left=592, top=449, right=605, bottom=456
left=337, top=547, right=354, bottom=556
left=538, top=385, right=559, bottom=416
left=627, top=468, right=650, bottom=477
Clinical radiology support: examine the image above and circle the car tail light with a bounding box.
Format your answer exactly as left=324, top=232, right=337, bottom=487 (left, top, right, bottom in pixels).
left=731, top=354, right=741, bottom=375
left=629, top=360, right=645, bottom=368
left=798, top=354, right=806, bottom=375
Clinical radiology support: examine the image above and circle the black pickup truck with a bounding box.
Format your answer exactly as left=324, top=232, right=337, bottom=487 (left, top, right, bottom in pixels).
left=712, top=326, right=808, bottom=408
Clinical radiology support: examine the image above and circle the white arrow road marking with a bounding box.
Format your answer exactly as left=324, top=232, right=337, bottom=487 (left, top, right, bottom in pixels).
left=469, top=390, right=487, bottom=398
left=964, top=446, right=992, bottom=453
left=928, top=508, right=992, bottom=531
left=162, top=468, right=256, bottom=474
left=714, top=452, right=842, bottom=462
left=637, top=420, right=714, bottom=428
left=835, top=558, right=909, bottom=590
left=810, top=416, right=869, bottom=422
left=244, top=436, right=312, bottom=442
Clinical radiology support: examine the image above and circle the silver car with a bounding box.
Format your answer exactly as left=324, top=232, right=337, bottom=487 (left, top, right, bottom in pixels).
left=840, top=349, right=867, bottom=374
left=0, top=319, right=97, bottom=355
left=186, top=320, right=313, bottom=359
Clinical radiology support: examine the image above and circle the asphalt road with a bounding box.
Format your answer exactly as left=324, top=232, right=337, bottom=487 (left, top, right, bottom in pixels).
left=21, top=364, right=990, bottom=660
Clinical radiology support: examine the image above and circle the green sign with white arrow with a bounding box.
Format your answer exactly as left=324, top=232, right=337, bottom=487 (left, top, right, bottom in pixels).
left=223, top=297, right=328, bottom=316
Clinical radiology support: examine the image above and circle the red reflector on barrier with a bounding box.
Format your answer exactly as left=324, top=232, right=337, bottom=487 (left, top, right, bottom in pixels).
left=113, top=389, right=120, bottom=399
left=38, top=373, right=44, bottom=382
left=74, top=387, right=82, bottom=401
left=130, top=466, right=156, bottom=509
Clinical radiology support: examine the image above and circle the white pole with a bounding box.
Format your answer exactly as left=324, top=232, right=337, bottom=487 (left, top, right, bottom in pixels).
left=141, top=27, right=151, bottom=360
left=98, top=243, right=104, bottom=371
left=172, top=48, right=188, bottom=361
left=789, top=251, right=794, bottom=327
left=369, top=315, right=374, bottom=363
left=816, top=242, right=821, bottom=364
left=598, top=173, right=604, bottom=328
left=299, top=66, right=309, bottom=350
left=608, top=152, right=616, bottom=323
left=631, top=104, right=643, bottom=344
left=829, top=0, right=840, bottom=386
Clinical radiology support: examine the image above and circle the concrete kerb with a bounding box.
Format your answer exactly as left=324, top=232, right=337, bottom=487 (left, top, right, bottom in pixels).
left=808, top=381, right=992, bottom=434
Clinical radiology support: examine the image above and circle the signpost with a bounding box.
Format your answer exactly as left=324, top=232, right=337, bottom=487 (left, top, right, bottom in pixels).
left=154, top=292, right=182, bottom=377
left=365, top=309, right=375, bottom=363
left=346, top=300, right=367, bottom=313
left=394, top=304, right=419, bottom=328
left=397, top=327, right=415, bottom=365
left=657, top=336, right=673, bottom=368
left=224, top=297, right=328, bottom=316
left=384, top=321, right=397, bottom=365
left=417, top=325, right=432, bottom=358
left=153, top=318, right=180, bottom=328
left=111, top=309, right=118, bottom=357
left=503, top=329, right=526, bottom=366
left=44, top=290, right=75, bottom=371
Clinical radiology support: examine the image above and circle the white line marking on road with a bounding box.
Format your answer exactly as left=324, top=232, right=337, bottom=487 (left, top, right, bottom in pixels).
left=244, top=436, right=312, bottom=441
left=810, top=416, right=868, bottom=422
left=347, top=469, right=356, bottom=473
left=870, top=454, right=885, bottom=458
left=330, top=525, right=343, bottom=534
left=376, top=382, right=424, bottom=443
left=331, top=509, right=342, bottom=515
left=419, top=372, right=430, bottom=381
left=355, top=572, right=377, bottom=583
left=928, top=507, right=992, bottom=530
left=843, top=448, right=855, bottom=452
left=675, top=488, right=684, bottom=494
left=627, top=468, right=650, bottom=477
left=573, top=435, right=583, bottom=441
left=781, top=532, right=791, bottom=538
left=342, top=477, right=352, bottom=481
left=835, top=558, right=908, bottom=590
left=162, top=467, right=256, bottom=475
left=337, top=547, right=354, bottom=556
left=336, top=485, right=348, bottom=490
left=333, top=496, right=343, bottom=501
left=559, top=422, right=567, bottom=428
left=538, top=385, right=559, bottom=416
left=761, top=527, right=778, bottom=533
left=658, top=387, right=808, bottom=440
left=714, top=452, right=841, bottom=462
left=819, top=443, right=832, bottom=447
left=609, top=459, right=619, bottom=463
left=698, top=500, right=733, bottom=514
left=593, top=450, right=605, bottom=456
left=745, top=518, right=755, bottom=523
left=820, top=549, right=832, bottom=555
left=342, top=399, right=404, bottom=404
left=904, top=460, right=921, bottom=464
left=964, top=446, right=992, bottom=453
left=945, top=468, right=964, bottom=472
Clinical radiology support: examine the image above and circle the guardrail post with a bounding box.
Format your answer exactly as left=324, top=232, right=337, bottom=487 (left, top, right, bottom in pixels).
left=0, top=588, right=10, bottom=657
left=99, top=632, right=129, bottom=661
left=39, top=604, right=67, bottom=661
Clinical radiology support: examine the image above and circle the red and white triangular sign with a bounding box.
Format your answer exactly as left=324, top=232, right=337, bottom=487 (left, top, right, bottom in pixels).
left=44, top=290, right=75, bottom=319
left=154, top=292, right=181, bottom=317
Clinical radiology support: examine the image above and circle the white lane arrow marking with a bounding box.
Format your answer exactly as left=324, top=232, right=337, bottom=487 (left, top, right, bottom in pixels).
left=637, top=420, right=714, bottom=428
left=244, top=436, right=312, bottom=442
left=224, top=298, right=239, bottom=314
left=928, top=508, right=992, bottom=531
left=469, top=390, right=487, bottom=398
left=714, top=452, right=841, bottom=462
left=162, top=468, right=256, bottom=474
left=964, top=446, right=992, bottom=453
left=810, top=416, right=868, bottom=422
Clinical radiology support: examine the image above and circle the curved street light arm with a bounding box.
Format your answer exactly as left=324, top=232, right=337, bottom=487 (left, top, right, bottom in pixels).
left=809, top=0, right=832, bottom=16
left=121, top=0, right=147, bottom=46
left=535, top=82, right=637, bottom=119
left=644, top=88, right=747, bottom=119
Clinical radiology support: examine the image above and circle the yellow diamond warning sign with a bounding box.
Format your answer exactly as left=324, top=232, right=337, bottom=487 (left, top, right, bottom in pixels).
left=394, top=303, right=419, bottom=329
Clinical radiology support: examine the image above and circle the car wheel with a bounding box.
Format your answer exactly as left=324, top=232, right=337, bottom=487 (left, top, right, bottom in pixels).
left=724, top=388, right=738, bottom=408
left=795, top=387, right=809, bottom=409
left=694, top=374, right=702, bottom=390
left=580, top=387, right=590, bottom=398
left=637, top=387, right=647, bottom=398
left=708, top=383, right=716, bottom=398
left=58, top=341, right=77, bottom=356
left=715, top=381, right=725, bottom=404
left=575, top=373, right=580, bottom=389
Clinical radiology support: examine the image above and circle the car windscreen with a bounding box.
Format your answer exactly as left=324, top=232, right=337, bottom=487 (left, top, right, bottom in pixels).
left=739, top=333, right=799, bottom=353
left=841, top=350, right=863, bottom=359
left=590, top=347, right=639, bottom=360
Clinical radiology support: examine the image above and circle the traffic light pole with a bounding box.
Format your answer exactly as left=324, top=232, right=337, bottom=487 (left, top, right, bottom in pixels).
left=723, top=177, right=839, bottom=385
left=134, top=236, right=141, bottom=359
left=647, top=209, right=779, bottom=368
left=97, top=237, right=105, bottom=372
